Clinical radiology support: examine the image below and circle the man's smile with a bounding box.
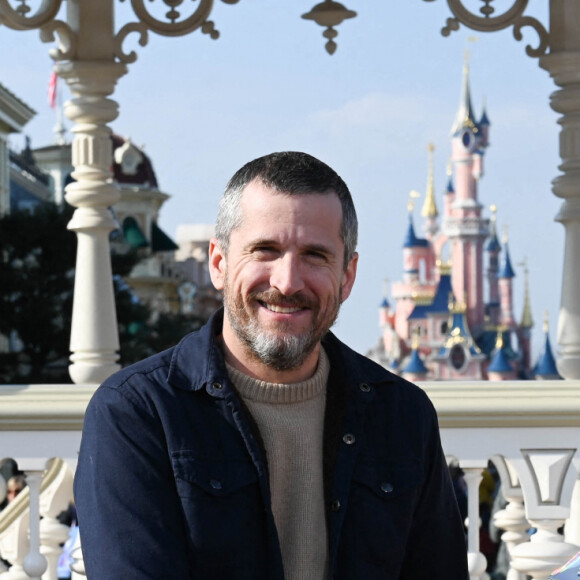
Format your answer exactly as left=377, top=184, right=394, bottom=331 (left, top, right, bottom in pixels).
left=259, top=301, right=307, bottom=315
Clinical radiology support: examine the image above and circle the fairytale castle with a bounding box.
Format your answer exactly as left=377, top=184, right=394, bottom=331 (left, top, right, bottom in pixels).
left=368, top=60, right=560, bottom=382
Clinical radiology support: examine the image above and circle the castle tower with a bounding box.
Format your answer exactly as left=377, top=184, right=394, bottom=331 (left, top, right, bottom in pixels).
left=442, top=55, right=490, bottom=334
left=498, top=228, right=517, bottom=329
left=402, top=333, right=429, bottom=382
left=421, top=143, right=439, bottom=239
left=485, top=205, right=501, bottom=325
left=517, top=260, right=534, bottom=374
left=534, top=312, right=562, bottom=380
left=488, top=328, right=517, bottom=381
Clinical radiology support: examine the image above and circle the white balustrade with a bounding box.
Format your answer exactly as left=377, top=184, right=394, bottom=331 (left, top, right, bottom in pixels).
left=0, top=380, right=579, bottom=578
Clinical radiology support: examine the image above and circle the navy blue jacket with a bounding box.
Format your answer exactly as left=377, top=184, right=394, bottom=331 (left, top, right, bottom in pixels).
left=75, top=309, right=468, bottom=579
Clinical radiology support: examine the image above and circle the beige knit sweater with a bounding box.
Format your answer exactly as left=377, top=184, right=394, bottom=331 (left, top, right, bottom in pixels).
left=226, top=348, right=329, bottom=580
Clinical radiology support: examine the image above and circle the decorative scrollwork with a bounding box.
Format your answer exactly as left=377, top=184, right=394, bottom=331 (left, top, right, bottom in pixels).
left=122, top=0, right=233, bottom=38
left=114, top=0, right=238, bottom=63
left=114, top=21, right=149, bottom=64
left=424, top=0, right=550, bottom=58
left=513, top=15, right=549, bottom=58
left=0, top=0, right=62, bottom=31
left=39, top=19, right=76, bottom=61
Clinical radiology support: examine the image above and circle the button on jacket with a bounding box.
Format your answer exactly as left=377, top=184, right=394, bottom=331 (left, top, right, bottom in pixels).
left=75, top=309, right=468, bottom=579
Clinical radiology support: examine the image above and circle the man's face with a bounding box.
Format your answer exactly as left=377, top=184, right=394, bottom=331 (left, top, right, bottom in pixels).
left=209, top=179, right=357, bottom=375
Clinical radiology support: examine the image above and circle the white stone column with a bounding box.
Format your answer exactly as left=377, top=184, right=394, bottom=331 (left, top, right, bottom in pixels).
left=57, top=60, right=127, bottom=384
left=539, top=0, right=580, bottom=380
left=22, top=471, right=47, bottom=580
left=462, top=465, right=488, bottom=580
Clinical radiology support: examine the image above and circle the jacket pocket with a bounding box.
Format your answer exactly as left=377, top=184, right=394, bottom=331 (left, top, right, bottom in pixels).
left=170, top=452, right=268, bottom=571
left=341, top=459, right=424, bottom=570
left=172, top=451, right=258, bottom=497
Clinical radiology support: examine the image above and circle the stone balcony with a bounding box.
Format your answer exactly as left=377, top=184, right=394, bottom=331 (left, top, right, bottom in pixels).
left=0, top=380, right=579, bottom=580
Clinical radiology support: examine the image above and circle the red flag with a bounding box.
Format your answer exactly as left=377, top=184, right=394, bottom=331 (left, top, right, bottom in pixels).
left=48, top=71, right=57, bottom=109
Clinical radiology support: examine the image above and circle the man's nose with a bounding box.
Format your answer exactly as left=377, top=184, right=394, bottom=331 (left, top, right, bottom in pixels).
left=270, top=254, right=305, bottom=296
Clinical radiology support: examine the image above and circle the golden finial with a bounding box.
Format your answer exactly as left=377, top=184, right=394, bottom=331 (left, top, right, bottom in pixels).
left=490, top=204, right=497, bottom=218
left=446, top=159, right=453, bottom=177
left=495, top=326, right=504, bottom=350
left=502, top=225, right=509, bottom=244
left=411, top=332, right=420, bottom=350
left=543, top=310, right=549, bottom=334
left=408, top=190, right=420, bottom=213
left=421, top=143, right=438, bottom=218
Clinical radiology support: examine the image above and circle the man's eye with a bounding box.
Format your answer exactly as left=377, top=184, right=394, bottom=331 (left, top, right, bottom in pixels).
left=306, top=251, right=327, bottom=261
left=253, top=246, right=277, bottom=256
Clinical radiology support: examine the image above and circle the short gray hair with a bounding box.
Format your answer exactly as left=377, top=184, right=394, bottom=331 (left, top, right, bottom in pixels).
left=215, top=151, right=358, bottom=269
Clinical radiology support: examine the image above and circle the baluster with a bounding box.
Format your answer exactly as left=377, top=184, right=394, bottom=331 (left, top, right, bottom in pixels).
left=491, top=455, right=528, bottom=580
left=22, top=471, right=47, bottom=580
left=462, top=464, right=488, bottom=580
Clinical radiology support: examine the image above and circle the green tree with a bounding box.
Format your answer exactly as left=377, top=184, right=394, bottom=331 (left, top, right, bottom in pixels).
left=0, top=204, right=205, bottom=383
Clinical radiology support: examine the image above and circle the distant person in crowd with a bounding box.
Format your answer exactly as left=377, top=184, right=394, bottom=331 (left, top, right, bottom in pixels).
left=5, top=475, right=26, bottom=504
left=75, top=151, right=468, bottom=579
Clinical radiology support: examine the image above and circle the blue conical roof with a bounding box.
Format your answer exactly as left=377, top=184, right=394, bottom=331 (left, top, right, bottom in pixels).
left=403, top=215, right=429, bottom=248
left=403, top=348, right=428, bottom=375
left=534, top=333, right=561, bottom=379
left=408, top=274, right=453, bottom=319
left=498, top=243, right=516, bottom=278
left=380, top=296, right=390, bottom=309
left=488, top=345, right=513, bottom=373
left=446, top=176, right=454, bottom=194
left=480, top=107, right=491, bottom=126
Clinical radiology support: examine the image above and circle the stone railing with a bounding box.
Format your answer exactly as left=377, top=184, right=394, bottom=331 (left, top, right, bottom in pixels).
left=0, top=381, right=579, bottom=580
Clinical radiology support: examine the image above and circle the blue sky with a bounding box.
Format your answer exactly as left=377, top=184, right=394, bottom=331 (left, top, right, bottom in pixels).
left=0, top=2, right=562, bottom=360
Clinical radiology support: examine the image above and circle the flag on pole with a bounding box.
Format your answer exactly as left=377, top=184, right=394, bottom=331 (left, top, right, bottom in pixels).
left=48, top=71, right=57, bottom=109
left=549, top=550, right=580, bottom=579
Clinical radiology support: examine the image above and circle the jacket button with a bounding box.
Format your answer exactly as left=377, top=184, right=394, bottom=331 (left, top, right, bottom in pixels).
left=331, top=499, right=341, bottom=511
left=212, top=382, right=223, bottom=390
left=359, top=383, right=371, bottom=392
left=380, top=482, right=394, bottom=493
left=210, top=479, right=222, bottom=490
left=342, top=433, right=356, bottom=445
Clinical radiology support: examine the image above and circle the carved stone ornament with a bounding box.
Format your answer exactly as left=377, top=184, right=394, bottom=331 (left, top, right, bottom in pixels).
left=423, top=0, right=549, bottom=58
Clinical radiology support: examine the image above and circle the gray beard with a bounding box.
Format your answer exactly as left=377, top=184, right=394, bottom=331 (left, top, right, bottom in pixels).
left=226, top=304, right=318, bottom=371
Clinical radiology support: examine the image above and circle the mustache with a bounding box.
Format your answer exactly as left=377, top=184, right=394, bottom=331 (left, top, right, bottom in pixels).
left=249, top=289, right=317, bottom=310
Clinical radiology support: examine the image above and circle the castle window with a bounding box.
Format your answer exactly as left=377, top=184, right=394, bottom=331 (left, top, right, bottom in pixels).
left=449, top=344, right=466, bottom=371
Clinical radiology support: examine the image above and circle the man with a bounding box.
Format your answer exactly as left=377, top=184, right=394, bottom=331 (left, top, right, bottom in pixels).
left=75, top=152, right=468, bottom=579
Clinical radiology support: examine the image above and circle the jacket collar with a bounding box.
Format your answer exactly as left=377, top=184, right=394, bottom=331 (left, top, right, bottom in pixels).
left=167, top=308, right=229, bottom=392
left=166, top=307, right=389, bottom=392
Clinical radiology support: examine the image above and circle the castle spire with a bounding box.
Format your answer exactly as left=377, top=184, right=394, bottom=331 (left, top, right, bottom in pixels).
left=534, top=311, right=562, bottom=380
left=498, top=227, right=516, bottom=279
left=421, top=143, right=438, bottom=218
left=520, top=259, right=534, bottom=329
left=450, top=50, right=478, bottom=136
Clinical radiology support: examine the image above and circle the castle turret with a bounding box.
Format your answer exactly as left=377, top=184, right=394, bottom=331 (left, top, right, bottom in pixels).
left=443, top=55, right=490, bottom=333
left=485, top=204, right=501, bottom=325
left=403, top=195, right=430, bottom=285
left=517, top=261, right=534, bottom=374
left=479, top=101, right=491, bottom=148
left=402, top=334, right=428, bottom=382
left=488, top=329, right=517, bottom=381
left=498, top=228, right=517, bottom=330
left=534, top=312, right=562, bottom=380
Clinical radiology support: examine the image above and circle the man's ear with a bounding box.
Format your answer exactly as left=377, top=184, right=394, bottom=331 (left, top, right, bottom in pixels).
left=340, top=251, right=358, bottom=303
left=208, top=238, right=226, bottom=290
